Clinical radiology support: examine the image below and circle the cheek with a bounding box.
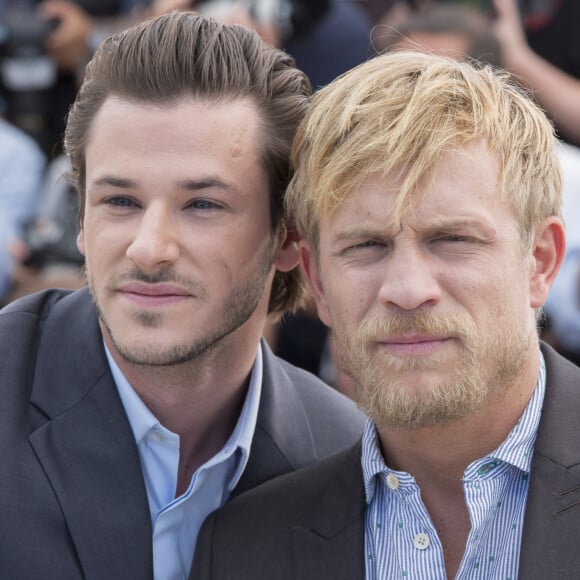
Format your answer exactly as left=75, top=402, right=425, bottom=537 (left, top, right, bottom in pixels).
left=226, top=217, right=272, bottom=256
left=458, top=269, right=529, bottom=330
left=82, top=225, right=126, bottom=268
left=325, top=276, right=374, bottom=326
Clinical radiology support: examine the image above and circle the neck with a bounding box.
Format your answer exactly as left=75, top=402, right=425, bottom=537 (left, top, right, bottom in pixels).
left=375, top=347, right=540, bottom=578
left=104, top=319, right=265, bottom=476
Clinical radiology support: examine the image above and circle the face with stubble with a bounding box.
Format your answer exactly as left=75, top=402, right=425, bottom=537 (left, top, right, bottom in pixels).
left=78, top=96, right=296, bottom=368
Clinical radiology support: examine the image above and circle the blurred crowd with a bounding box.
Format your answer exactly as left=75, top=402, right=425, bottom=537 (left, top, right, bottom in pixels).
left=2, top=0, right=580, bottom=380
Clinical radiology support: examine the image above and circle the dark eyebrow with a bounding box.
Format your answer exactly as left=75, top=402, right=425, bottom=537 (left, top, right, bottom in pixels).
left=92, top=176, right=136, bottom=189
left=179, top=177, right=240, bottom=196
left=90, top=175, right=240, bottom=196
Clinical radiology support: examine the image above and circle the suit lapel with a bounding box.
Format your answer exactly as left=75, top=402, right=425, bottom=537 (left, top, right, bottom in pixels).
left=293, top=444, right=366, bottom=580
left=28, top=290, right=153, bottom=579
left=519, top=344, right=580, bottom=577
left=233, top=341, right=318, bottom=496
left=293, top=522, right=365, bottom=580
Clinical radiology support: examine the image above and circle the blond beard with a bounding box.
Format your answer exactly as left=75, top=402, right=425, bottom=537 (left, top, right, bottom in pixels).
left=335, top=311, right=531, bottom=429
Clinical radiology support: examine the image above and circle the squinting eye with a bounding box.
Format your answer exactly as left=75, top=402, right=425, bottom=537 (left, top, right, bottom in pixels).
left=341, top=240, right=387, bottom=256
left=353, top=240, right=383, bottom=249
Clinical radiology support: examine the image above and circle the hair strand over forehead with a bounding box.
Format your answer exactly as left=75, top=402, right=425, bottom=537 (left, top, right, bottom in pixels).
left=287, top=51, right=562, bottom=251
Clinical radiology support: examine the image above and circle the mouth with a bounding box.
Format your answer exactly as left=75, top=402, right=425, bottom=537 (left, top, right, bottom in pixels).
left=118, top=282, right=192, bottom=307
left=376, top=334, right=452, bottom=356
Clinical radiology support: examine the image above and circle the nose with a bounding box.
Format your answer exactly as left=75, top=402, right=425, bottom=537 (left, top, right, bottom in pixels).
left=378, top=243, right=441, bottom=311
left=126, top=204, right=180, bottom=272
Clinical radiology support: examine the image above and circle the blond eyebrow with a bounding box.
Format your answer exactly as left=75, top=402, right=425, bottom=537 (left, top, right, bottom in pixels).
left=421, top=218, right=491, bottom=231
left=331, top=217, right=495, bottom=242
left=332, top=226, right=390, bottom=244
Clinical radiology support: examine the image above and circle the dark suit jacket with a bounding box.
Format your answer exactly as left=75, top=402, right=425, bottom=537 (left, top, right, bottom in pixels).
left=0, top=288, right=365, bottom=579
left=192, top=343, right=580, bottom=580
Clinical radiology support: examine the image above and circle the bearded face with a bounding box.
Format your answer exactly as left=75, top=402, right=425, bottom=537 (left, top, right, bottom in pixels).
left=334, top=310, right=530, bottom=429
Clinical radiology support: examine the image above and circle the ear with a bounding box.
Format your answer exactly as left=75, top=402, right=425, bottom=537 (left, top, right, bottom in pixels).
left=273, top=226, right=299, bottom=272
left=76, top=229, right=86, bottom=256
left=529, top=217, right=566, bottom=308
left=298, top=240, right=332, bottom=327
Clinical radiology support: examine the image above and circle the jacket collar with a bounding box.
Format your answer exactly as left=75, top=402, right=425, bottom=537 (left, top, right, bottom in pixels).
left=233, top=339, right=319, bottom=496
left=28, top=288, right=153, bottom=579
left=292, top=442, right=366, bottom=580
left=519, top=343, right=580, bottom=577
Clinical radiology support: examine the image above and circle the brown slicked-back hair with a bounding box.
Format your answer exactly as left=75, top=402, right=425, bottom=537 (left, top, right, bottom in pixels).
left=65, top=10, right=311, bottom=315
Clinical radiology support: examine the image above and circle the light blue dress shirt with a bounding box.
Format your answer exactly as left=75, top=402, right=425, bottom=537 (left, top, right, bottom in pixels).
left=362, top=353, right=546, bottom=580
left=0, top=117, right=45, bottom=300
left=105, top=343, right=263, bottom=580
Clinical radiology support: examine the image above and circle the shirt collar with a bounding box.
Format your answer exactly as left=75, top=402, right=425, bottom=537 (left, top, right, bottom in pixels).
left=486, top=350, right=546, bottom=474
left=104, top=341, right=263, bottom=490
left=361, top=350, right=547, bottom=504
left=361, top=418, right=387, bottom=505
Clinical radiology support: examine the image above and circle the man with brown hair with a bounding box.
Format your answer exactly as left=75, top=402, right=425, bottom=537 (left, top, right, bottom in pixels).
left=192, top=51, right=577, bottom=579
left=0, top=12, right=364, bottom=579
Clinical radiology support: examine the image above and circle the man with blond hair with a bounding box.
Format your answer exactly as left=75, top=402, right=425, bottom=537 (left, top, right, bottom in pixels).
left=192, top=51, right=578, bottom=579
left=0, top=11, right=364, bottom=579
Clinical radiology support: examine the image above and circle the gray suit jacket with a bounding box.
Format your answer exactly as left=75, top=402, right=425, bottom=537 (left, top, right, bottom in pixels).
left=0, top=288, right=364, bottom=579
left=192, top=343, right=580, bottom=579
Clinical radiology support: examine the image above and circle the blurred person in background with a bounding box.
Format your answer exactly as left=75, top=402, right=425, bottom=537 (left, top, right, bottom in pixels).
left=354, top=0, right=428, bottom=27
left=373, top=2, right=500, bottom=66
left=2, top=153, right=86, bottom=306
left=360, top=0, right=580, bottom=144
left=154, top=0, right=373, bottom=88
left=542, top=141, right=580, bottom=365
left=0, top=115, right=45, bottom=304
left=0, top=0, right=141, bottom=157
left=492, top=0, right=580, bottom=146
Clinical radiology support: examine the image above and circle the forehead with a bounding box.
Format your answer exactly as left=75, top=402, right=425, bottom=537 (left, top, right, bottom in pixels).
left=321, top=139, right=511, bottom=235
left=86, top=96, right=263, bottom=160
left=84, top=96, right=270, bottom=205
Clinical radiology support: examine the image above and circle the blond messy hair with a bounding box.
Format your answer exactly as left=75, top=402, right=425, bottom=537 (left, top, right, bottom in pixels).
left=287, top=51, right=562, bottom=250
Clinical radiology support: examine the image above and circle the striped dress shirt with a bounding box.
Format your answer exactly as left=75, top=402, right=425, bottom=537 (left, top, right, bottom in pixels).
left=362, top=353, right=546, bottom=579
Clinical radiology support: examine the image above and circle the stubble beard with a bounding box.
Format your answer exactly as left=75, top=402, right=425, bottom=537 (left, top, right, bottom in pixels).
left=86, top=241, right=275, bottom=368
left=335, top=310, right=531, bottom=430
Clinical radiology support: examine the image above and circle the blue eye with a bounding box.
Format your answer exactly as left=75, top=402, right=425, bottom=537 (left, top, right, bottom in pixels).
left=106, top=196, right=136, bottom=207
left=189, top=199, right=221, bottom=210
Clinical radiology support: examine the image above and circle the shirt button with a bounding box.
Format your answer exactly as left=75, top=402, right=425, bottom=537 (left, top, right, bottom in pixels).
left=386, top=474, right=400, bottom=490
left=151, top=430, right=165, bottom=442
left=413, top=533, right=430, bottom=550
